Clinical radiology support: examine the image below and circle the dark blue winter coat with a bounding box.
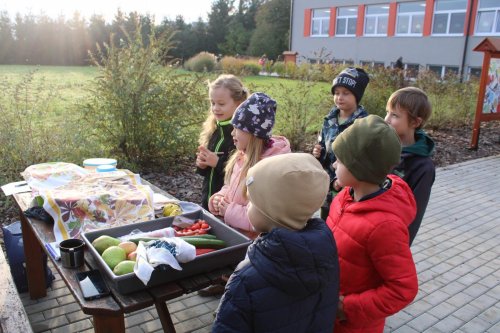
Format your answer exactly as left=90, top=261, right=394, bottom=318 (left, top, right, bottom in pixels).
left=212, top=218, right=339, bottom=333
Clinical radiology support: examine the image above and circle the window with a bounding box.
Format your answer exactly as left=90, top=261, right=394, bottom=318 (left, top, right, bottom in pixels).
left=311, top=9, right=330, bottom=36
left=428, top=65, right=460, bottom=78
left=336, top=6, right=357, bottom=36
left=396, top=1, right=425, bottom=35
left=468, top=67, right=482, bottom=79
left=475, top=0, right=500, bottom=35
left=365, top=4, right=389, bottom=36
left=432, top=0, right=467, bottom=35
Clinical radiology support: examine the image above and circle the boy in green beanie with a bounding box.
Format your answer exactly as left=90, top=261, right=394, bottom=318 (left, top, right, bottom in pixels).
left=326, top=115, right=418, bottom=333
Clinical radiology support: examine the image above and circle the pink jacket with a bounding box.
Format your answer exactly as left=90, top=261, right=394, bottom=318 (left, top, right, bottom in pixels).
left=208, top=136, right=291, bottom=231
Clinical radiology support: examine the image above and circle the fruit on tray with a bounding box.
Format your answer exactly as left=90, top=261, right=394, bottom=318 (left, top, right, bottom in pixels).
left=102, top=246, right=127, bottom=270
left=163, top=203, right=182, bottom=216
left=118, top=241, right=137, bottom=255
left=173, top=219, right=211, bottom=236
left=129, top=234, right=226, bottom=249
left=113, top=260, right=136, bottom=275
left=92, top=235, right=121, bottom=254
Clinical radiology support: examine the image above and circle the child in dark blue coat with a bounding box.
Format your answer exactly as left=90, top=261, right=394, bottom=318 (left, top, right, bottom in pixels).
left=212, top=153, right=340, bottom=333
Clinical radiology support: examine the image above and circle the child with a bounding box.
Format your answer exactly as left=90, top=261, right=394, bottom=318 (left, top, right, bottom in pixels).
left=196, top=74, right=249, bottom=210
left=385, top=87, right=435, bottom=245
left=212, top=153, right=340, bottom=333
left=208, top=92, right=291, bottom=231
left=326, top=115, right=418, bottom=333
left=312, top=67, right=370, bottom=219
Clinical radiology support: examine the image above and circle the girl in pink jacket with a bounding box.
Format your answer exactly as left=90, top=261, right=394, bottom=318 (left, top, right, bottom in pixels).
left=208, top=92, right=291, bottom=231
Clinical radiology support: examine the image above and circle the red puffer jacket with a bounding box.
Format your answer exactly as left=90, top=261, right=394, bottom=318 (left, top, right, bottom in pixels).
left=326, top=175, right=418, bottom=333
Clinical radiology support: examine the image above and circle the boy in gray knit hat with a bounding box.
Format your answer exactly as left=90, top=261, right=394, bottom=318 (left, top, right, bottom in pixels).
left=326, top=115, right=418, bottom=332
left=213, top=153, right=339, bottom=333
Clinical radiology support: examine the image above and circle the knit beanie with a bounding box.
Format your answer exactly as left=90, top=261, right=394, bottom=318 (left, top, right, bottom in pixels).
left=246, top=153, right=329, bottom=230
left=332, top=115, right=401, bottom=185
left=231, top=92, right=276, bottom=139
left=331, top=67, right=370, bottom=104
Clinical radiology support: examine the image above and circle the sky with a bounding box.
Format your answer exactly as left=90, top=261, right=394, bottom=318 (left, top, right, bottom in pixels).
left=0, top=0, right=213, bottom=23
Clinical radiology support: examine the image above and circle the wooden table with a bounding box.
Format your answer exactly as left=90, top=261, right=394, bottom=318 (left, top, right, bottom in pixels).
left=13, top=190, right=236, bottom=333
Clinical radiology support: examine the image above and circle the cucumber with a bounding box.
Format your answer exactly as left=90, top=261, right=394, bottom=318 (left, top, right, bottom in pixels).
left=129, top=237, right=160, bottom=244
left=179, top=234, right=217, bottom=239
left=181, top=237, right=226, bottom=249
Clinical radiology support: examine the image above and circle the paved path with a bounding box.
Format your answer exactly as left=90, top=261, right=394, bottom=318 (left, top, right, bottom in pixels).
left=19, top=155, right=500, bottom=332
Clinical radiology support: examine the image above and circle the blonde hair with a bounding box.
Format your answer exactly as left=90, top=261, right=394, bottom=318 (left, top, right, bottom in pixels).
left=224, top=135, right=265, bottom=194
left=387, top=87, right=432, bottom=129
left=198, top=75, right=248, bottom=147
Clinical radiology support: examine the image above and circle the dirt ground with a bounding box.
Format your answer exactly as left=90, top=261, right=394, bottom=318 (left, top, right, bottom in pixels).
left=1, top=121, right=499, bottom=230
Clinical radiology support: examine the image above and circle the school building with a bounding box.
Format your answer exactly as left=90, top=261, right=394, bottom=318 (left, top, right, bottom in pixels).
left=289, top=0, right=500, bottom=79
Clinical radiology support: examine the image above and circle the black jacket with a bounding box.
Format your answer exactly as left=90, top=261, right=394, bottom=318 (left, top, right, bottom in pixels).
left=392, top=130, right=435, bottom=245
left=196, top=120, right=235, bottom=210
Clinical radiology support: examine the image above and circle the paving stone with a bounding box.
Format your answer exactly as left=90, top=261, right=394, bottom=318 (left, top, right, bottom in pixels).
left=50, top=319, right=93, bottom=333
left=407, top=312, right=440, bottom=331
left=124, top=309, right=154, bottom=328
left=43, top=301, right=80, bottom=319
left=460, top=316, right=495, bottom=333
left=24, top=298, right=59, bottom=315
left=430, top=301, right=459, bottom=319
left=476, top=304, right=500, bottom=325
left=31, top=314, right=69, bottom=332
left=452, top=303, right=484, bottom=322
left=462, top=283, right=490, bottom=298
left=431, top=315, right=466, bottom=332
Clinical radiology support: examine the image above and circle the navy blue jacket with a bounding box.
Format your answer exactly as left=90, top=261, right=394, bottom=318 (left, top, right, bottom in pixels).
left=196, top=120, right=235, bottom=210
left=212, top=218, right=339, bottom=333
left=392, top=130, right=435, bottom=245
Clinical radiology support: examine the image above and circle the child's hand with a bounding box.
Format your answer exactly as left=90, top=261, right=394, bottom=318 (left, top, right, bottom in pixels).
left=213, top=195, right=229, bottom=216
left=312, top=144, right=322, bottom=158
left=197, top=146, right=220, bottom=168
left=337, top=295, right=347, bottom=321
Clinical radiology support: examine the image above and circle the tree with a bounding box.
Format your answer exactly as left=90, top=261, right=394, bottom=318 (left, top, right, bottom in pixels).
left=207, top=0, right=234, bottom=54
left=0, top=11, right=14, bottom=63
left=248, top=0, right=290, bottom=60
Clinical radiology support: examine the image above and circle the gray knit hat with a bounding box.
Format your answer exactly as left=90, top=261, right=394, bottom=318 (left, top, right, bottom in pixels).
left=231, top=92, right=276, bottom=139
left=332, top=115, right=401, bottom=185
left=246, top=153, right=329, bottom=230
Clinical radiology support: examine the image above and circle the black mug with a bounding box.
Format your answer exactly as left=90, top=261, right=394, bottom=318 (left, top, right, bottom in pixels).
left=59, top=239, right=85, bottom=268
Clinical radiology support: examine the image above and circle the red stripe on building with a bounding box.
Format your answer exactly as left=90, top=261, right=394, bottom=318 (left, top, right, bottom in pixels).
left=388, top=2, right=397, bottom=37
left=304, top=9, right=312, bottom=37
left=423, top=0, right=434, bottom=36
left=329, top=7, right=336, bottom=37
left=467, top=0, right=479, bottom=36
left=356, top=5, right=365, bottom=37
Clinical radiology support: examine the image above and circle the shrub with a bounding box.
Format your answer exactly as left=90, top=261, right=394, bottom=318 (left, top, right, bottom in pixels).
left=271, top=62, right=286, bottom=76
left=84, top=24, right=207, bottom=169
left=184, top=52, right=217, bottom=73
left=271, top=80, right=331, bottom=151
left=219, top=56, right=245, bottom=75
left=242, top=62, right=261, bottom=76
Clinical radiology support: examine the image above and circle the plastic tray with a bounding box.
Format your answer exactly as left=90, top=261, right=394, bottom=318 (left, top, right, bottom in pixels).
left=82, top=209, right=252, bottom=294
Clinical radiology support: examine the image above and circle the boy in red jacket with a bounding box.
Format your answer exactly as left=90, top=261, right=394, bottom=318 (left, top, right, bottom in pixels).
left=326, top=115, right=418, bottom=333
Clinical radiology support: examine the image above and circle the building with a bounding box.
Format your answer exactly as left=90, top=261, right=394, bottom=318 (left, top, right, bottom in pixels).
left=289, top=0, right=500, bottom=79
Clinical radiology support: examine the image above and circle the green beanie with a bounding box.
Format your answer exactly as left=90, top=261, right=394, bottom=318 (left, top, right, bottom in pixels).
left=332, top=115, right=401, bottom=185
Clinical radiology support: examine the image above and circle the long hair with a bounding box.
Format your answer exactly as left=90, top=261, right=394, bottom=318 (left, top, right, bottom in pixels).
left=198, top=74, right=248, bottom=147
left=224, top=135, right=265, bottom=191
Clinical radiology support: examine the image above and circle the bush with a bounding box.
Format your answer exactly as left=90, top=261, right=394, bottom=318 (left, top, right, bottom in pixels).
left=271, top=80, right=331, bottom=151
left=219, top=56, right=245, bottom=75
left=271, top=62, right=286, bottom=76
left=184, top=52, right=217, bottom=73
left=84, top=24, right=207, bottom=169
left=242, top=62, right=261, bottom=76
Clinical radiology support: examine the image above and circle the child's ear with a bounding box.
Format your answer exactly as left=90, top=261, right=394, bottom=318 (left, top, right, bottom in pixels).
left=411, top=117, right=423, bottom=129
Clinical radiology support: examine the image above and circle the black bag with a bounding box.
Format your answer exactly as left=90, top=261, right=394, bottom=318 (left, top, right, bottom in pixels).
left=2, top=221, right=55, bottom=292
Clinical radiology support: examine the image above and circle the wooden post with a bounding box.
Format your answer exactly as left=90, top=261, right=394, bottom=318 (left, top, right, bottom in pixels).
left=470, top=38, right=500, bottom=149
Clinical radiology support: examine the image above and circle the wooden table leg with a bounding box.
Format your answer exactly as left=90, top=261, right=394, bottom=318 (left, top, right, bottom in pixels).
left=155, top=300, right=176, bottom=333
left=19, top=209, right=47, bottom=299
left=93, top=313, right=125, bottom=333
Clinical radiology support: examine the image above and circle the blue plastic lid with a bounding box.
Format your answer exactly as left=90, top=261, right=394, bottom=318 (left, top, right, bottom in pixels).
left=96, top=164, right=117, bottom=172
left=83, top=158, right=117, bottom=167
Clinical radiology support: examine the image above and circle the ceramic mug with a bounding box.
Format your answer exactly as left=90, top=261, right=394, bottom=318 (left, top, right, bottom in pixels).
left=59, top=239, right=85, bottom=268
